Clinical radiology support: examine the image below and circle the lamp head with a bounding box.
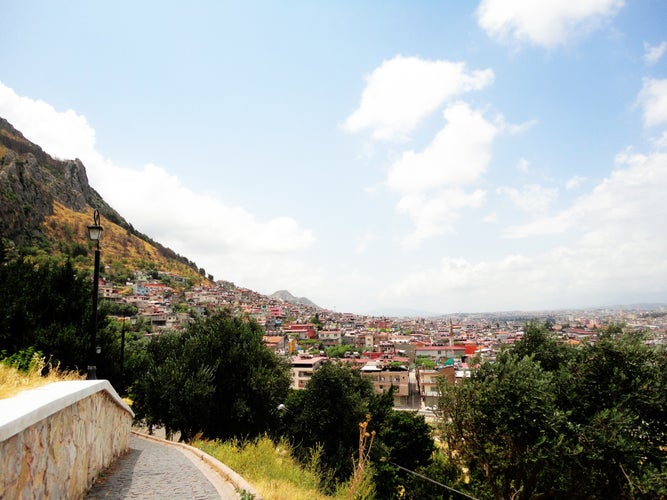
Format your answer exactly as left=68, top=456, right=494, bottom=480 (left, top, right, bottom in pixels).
left=88, top=209, right=103, bottom=241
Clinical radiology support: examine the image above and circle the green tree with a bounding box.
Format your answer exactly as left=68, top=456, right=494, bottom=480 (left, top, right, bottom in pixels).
left=282, top=361, right=377, bottom=489
left=372, top=409, right=435, bottom=499
left=436, top=324, right=667, bottom=499
left=548, top=329, right=667, bottom=497
left=309, top=313, right=323, bottom=331
left=325, top=345, right=360, bottom=358
left=0, top=257, right=93, bottom=372
left=415, top=355, right=436, bottom=369
left=133, top=330, right=216, bottom=441
left=438, top=351, right=566, bottom=499
left=133, top=311, right=291, bottom=442
left=512, top=321, right=571, bottom=372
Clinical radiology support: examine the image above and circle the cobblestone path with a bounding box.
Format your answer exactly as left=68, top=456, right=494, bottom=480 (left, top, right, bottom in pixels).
left=86, top=434, right=239, bottom=499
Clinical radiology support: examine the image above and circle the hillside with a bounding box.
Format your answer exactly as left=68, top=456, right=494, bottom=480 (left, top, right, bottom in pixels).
left=0, top=117, right=205, bottom=284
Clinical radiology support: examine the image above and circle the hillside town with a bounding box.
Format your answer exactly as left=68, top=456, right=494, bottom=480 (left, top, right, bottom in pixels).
left=101, top=270, right=667, bottom=410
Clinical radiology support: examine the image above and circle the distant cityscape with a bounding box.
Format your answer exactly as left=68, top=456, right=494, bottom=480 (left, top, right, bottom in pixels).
left=101, top=269, right=667, bottom=411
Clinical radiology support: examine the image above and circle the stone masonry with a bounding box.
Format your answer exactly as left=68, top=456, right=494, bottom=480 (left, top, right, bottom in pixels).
left=0, top=381, right=133, bottom=499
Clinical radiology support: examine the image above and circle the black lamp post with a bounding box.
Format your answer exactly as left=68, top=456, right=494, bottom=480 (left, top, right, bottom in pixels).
left=87, top=209, right=103, bottom=380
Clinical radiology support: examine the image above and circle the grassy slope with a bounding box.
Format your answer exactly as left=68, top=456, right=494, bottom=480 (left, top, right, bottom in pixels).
left=194, top=437, right=340, bottom=500
left=41, top=201, right=207, bottom=285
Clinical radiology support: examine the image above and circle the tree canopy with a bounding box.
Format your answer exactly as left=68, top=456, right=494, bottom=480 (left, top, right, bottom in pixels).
left=436, top=322, right=667, bottom=499
left=280, top=361, right=436, bottom=496
left=0, top=257, right=92, bottom=371
left=132, top=310, right=291, bottom=442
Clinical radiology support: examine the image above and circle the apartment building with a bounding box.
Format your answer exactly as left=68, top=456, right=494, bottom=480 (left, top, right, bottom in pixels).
left=418, top=365, right=455, bottom=407
left=290, top=355, right=327, bottom=389
left=414, top=345, right=467, bottom=363
left=318, top=329, right=342, bottom=346
left=360, top=363, right=413, bottom=407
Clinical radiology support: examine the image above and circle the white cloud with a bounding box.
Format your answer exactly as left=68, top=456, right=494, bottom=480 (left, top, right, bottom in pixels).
left=644, top=41, right=667, bottom=65
left=398, top=188, right=486, bottom=247
left=637, top=78, right=667, bottom=128
left=565, top=175, right=587, bottom=190
left=507, top=119, right=539, bottom=135
left=384, top=150, right=667, bottom=312
left=477, top=0, right=624, bottom=48
left=386, top=102, right=498, bottom=194
left=383, top=102, right=497, bottom=246
left=516, top=158, right=530, bottom=172
left=482, top=213, right=497, bottom=223
left=364, top=185, right=379, bottom=195
left=355, top=231, right=376, bottom=254
left=497, top=184, right=558, bottom=214
left=0, top=81, right=315, bottom=283
left=343, top=55, right=494, bottom=141
left=0, top=83, right=98, bottom=161
left=505, top=150, right=667, bottom=238
left=652, top=131, right=667, bottom=150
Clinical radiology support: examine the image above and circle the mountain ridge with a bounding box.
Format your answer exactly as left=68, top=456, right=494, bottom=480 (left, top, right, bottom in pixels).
left=0, top=117, right=203, bottom=281
left=270, top=290, right=320, bottom=309
left=0, top=116, right=328, bottom=310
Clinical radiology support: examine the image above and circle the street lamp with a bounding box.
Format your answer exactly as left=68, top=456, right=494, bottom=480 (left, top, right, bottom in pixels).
left=87, top=209, right=103, bottom=380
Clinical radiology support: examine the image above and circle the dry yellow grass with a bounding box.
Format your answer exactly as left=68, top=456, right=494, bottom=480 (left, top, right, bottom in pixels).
left=0, top=356, right=84, bottom=399
left=42, top=202, right=206, bottom=284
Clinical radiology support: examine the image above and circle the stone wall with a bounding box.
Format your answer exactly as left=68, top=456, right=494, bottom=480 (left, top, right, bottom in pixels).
left=0, top=380, right=133, bottom=499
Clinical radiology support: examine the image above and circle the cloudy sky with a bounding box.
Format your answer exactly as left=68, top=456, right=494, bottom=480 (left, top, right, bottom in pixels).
left=1, top=1, right=666, bottom=315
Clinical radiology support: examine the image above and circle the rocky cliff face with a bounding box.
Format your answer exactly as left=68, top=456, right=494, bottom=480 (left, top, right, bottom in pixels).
left=0, top=117, right=202, bottom=275
left=0, top=117, right=121, bottom=246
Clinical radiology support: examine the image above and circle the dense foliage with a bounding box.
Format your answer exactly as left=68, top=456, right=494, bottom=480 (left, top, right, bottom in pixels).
left=437, top=322, right=667, bottom=499
left=281, top=362, right=380, bottom=486
left=132, top=311, right=292, bottom=442
left=0, top=256, right=92, bottom=371
left=280, top=361, right=436, bottom=496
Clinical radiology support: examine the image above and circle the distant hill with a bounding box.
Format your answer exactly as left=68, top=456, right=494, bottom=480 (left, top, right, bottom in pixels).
left=0, top=117, right=205, bottom=283
left=270, top=290, right=320, bottom=309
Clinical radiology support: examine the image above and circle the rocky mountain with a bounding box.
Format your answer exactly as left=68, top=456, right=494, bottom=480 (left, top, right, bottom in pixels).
left=0, top=116, right=326, bottom=308
left=270, top=290, right=320, bottom=309
left=0, top=117, right=202, bottom=280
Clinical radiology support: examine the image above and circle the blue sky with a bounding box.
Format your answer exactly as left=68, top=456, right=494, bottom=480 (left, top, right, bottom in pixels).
left=2, top=1, right=666, bottom=315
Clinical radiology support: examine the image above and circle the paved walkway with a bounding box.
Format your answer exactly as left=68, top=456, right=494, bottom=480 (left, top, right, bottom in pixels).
left=86, top=433, right=241, bottom=499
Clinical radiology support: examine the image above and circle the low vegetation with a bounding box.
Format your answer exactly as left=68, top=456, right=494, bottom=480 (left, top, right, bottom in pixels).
left=194, top=436, right=334, bottom=500
left=0, top=350, right=83, bottom=399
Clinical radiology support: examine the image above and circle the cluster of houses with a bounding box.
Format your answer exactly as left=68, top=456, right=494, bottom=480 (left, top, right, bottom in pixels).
left=100, top=271, right=667, bottom=410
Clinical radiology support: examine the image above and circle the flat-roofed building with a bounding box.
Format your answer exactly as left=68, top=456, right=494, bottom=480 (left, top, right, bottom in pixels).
left=318, top=329, right=342, bottom=346
left=414, top=345, right=467, bottom=363
left=360, top=363, right=412, bottom=407
left=418, top=366, right=455, bottom=407
left=290, top=355, right=327, bottom=390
